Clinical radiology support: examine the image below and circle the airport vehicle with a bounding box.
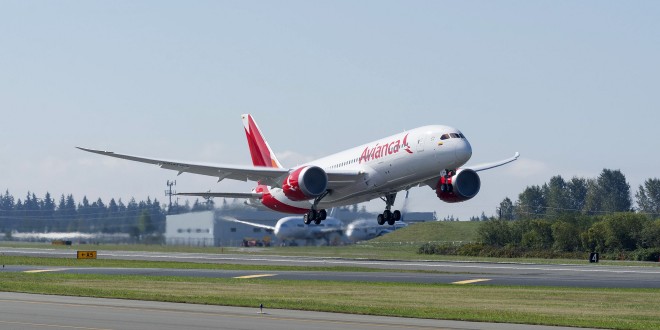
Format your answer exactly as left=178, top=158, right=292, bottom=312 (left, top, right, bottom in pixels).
left=79, top=114, right=518, bottom=225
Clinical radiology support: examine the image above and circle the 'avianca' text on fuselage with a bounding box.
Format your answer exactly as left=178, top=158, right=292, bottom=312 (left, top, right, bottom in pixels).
left=359, top=133, right=411, bottom=164
left=77, top=114, right=519, bottom=226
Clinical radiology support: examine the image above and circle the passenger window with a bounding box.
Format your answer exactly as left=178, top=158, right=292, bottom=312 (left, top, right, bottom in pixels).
left=440, top=134, right=449, bottom=140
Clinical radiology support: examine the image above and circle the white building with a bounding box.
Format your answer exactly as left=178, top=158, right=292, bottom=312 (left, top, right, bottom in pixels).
left=165, top=210, right=276, bottom=247
left=165, top=211, right=215, bottom=246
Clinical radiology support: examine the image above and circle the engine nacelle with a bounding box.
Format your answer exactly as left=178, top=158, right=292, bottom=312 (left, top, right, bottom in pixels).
left=282, top=166, right=328, bottom=201
left=436, top=168, right=481, bottom=203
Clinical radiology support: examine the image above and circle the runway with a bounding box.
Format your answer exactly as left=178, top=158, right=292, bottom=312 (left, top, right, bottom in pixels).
left=0, top=292, right=599, bottom=330
left=2, top=247, right=660, bottom=288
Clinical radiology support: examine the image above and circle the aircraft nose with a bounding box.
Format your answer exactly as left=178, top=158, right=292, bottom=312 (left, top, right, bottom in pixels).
left=456, top=139, right=472, bottom=165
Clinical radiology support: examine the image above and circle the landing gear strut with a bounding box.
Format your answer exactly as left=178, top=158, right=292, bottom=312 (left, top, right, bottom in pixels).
left=377, top=192, right=401, bottom=226
left=303, top=191, right=329, bottom=225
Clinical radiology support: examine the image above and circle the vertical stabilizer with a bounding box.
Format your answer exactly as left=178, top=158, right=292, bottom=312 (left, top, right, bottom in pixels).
left=241, top=114, right=284, bottom=168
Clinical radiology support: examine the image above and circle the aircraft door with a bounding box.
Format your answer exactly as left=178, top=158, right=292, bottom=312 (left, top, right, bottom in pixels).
left=416, top=134, right=425, bottom=152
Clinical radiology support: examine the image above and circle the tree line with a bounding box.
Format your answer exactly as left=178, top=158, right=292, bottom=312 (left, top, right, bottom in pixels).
left=0, top=190, right=168, bottom=236
left=420, top=170, right=660, bottom=261
left=497, top=169, right=660, bottom=219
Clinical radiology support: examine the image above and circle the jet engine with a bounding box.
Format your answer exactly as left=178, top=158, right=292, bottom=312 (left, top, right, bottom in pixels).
left=436, top=168, right=481, bottom=203
left=282, top=166, right=328, bottom=201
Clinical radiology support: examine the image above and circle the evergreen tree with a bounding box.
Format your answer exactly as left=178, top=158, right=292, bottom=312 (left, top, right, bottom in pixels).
left=42, top=192, right=56, bottom=231
left=597, top=169, right=632, bottom=213
left=544, top=176, right=569, bottom=216
left=107, top=198, right=120, bottom=233
left=515, top=185, right=546, bottom=219
left=583, top=178, right=602, bottom=215
left=566, top=177, right=588, bottom=213
left=137, top=209, right=154, bottom=237
left=636, top=178, right=660, bottom=218
left=497, top=197, right=515, bottom=220
left=1, top=190, right=16, bottom=231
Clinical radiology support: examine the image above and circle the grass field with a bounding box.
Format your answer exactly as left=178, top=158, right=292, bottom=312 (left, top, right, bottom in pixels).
left=372, top=220, right=480, bottom=243
left=3, top=241, right=659, bottom=267
left=1, top=271, right=658, bottom=330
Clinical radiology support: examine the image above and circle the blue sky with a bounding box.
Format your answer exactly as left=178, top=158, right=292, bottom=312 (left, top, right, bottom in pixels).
left=1, top=1, right=658, bottom=219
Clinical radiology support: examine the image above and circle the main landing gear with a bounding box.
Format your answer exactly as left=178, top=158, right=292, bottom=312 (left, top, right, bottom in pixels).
left=303, top=191, right=330, bottom=225
left=377, top=192, right=401, bottom=226
left=303, top=209, right=327, bottom=225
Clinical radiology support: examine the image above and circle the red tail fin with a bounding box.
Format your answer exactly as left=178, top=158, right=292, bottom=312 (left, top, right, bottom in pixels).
left=242, top=114, right=283, bottom=168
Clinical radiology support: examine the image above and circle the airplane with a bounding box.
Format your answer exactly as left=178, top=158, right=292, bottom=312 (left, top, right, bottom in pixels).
left=344, top=218, right=407, bottom=242
left=78, top=114, right=518, bottom=226
left=223, top=216, right=344, bottom=245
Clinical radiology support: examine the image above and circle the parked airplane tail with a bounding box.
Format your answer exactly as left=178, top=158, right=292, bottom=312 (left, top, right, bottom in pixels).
left=241, top=114, right=283, bottom=168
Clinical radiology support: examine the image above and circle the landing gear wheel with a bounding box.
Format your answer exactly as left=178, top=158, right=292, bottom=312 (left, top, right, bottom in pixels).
left=393, top=210, right=401, bottom=221
left=303, top=214, right=311, bottom=225
left=307, top=210, right=317, bottom=223
left=383, top=209, right=392, bottom=221
left=314, top=218, right=322, bottom=225
left=377, top=214, right=385, bottom=225
left=319, top=209, right=327, bottom=221
left=387, top=217, right=395, bottom=226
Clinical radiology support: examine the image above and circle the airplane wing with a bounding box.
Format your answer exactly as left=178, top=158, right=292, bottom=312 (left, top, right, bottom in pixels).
left=220, top=217, right=276, bottom=231
left=421, top=152, right=520, bottom=189
left=464, top=152, right=520, bottom=172
left=176, top=192, right=262, bottom=199
left=77, top=147, right=289, bottom=186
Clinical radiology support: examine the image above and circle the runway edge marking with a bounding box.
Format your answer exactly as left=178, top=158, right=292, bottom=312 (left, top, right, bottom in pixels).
left=23, top=269, right=67, bottom=274
left=452, top=279, right=491, bottom=285
left=233, top=274, right=277, bottom=279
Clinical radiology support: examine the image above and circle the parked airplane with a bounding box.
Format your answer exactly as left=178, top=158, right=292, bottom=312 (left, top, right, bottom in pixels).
left=78, top=114, right=518, bottom=225
left=344, top=218, right=407, bottom=242
left=223, top=216, right=344, bottom=245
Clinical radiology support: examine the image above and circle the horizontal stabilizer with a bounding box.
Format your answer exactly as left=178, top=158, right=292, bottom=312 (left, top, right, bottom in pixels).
left=175, top=192, right=263, bottom=199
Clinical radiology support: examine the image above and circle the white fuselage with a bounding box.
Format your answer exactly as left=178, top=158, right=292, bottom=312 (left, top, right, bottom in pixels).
left=259, top=125, right=473, bottom=212
left=344, top=219, right=408, bottom=242
left=273, top=216, right=343, bottom=240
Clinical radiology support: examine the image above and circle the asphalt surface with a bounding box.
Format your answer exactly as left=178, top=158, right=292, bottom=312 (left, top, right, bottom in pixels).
left=0, top=292, right=601, bottom=330
left=2, top=247, right=660, bottom=288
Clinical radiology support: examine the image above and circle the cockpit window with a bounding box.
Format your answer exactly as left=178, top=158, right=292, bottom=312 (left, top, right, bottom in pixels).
left=459, top=133, right=465, bottom=138
left=450, top=133, right=460, bottom=138
left=440, top=134, right=450, bottom=140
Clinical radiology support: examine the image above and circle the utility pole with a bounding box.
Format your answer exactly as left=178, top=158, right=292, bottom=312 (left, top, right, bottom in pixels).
left=165, top=180, right=176, bottom=214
